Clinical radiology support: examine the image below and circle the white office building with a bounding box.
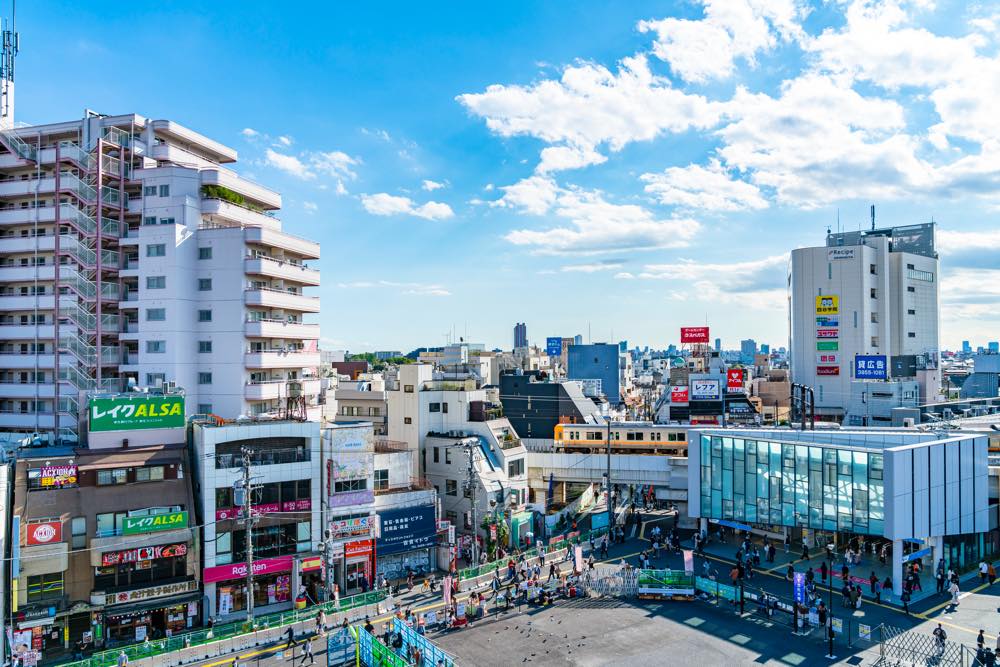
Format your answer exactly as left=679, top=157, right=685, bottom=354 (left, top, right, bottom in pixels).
left=790, top=223, right=940, bottom=421
left=0, top=112, right=321, bottom=444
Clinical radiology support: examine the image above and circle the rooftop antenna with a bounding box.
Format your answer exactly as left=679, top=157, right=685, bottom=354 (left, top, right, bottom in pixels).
left=870, top=204, right=876, bottom=231
left=1, top=0, right=19, bottom=128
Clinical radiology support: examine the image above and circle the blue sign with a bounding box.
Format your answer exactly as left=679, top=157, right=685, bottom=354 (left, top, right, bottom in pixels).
left=901, top=547, right=932, bottom=564
left=591, top=512, right=609, bottom=530
left=816, top=316, right=840, bottom=327
left=855, top=355, right=888, bottom=379
left=546, top=337, right=563, bottom=356
left=376, top=505, right=437, bottom=556
left=793, top=571, right=806, bottom=604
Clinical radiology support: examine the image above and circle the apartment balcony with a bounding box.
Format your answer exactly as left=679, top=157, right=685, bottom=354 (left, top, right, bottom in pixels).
left=0, top=411, right=76, bottom=428
left=244, top=287, right=320, bottom=313
left=0, top=265, right=56, bottom=283
left=0, top=176, right=56, bottom=198
left=374, top=477, right=434, bottom=496
left=0, top=382, right=56, bottom=399
left=0, top=234, right=55, bottom=254
left=151, top=143, right=223, bottom=171
left=244, top=318, right=320, bottom=340
left=0, top=325, right=55, bottom=340
left=245, top=225, right=320, bottom=260
left=244, top=256, right=320, bottom=286
left=0, top=351, right=56, bottom=368
left=244, top=380, right=285, bottom=400
left=201, top=169, right=281, bottom=210
left=202, top=198, right=281, bottom=230
left=0, top=295, right=56, bottom=311
left=244, top=349, right=321, bottom=369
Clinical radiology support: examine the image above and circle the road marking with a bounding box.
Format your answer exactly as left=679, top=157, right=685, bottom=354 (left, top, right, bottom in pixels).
left=921, top=580, right=991, bottom=616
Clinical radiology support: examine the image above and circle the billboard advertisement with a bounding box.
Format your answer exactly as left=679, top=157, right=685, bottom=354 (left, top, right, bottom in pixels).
left=89, top=395, right=185, bottom=432
left=854, top=355, right=888, bottom=380
left=816, top=366, right=840, bottom=376
left=122, top=511, right=189, bottom=536
left=670, top=386, right=689, bottom=403
left=816, top=353, right=838, bottom=364
left=816, top=341, right=839, bottom=351
left=376, top=505, right=437, bottom=556
left=546, top=337, right=563, bottom=357
left=816, top=316, right=839, bottom=327
left=690, top=379, right=721, bottom=400
left=816, top=329, right=839, bottom=339
left=680, top=327, right=710, bottom=344
left=815, top=295, right=839, bottom=315
left=827, top=248, right=856, bottom=261
left=726, top=369, right=744, bottom=392
left=25, top=521, right=62, bottom=546
left=101, top=542, right=188, bottom=566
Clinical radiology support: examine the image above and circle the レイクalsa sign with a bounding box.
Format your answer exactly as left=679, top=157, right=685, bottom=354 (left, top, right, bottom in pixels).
left=122, top=511, right=189, bottom=535
left=89, top=395, right=185, bottom=432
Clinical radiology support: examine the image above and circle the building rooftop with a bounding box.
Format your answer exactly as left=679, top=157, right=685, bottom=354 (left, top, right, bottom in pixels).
left=694, top=426, right=978, bottom=452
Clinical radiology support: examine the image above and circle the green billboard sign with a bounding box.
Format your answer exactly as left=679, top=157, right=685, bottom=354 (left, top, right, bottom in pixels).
left=816, top=342, right=839, bottom=351
left=122, top=511, right=189, bottom=535
left=89, top=395, right=185, bottom=432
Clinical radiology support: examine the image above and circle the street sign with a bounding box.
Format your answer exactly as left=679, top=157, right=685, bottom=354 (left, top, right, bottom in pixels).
left=793, top=571, right=806, bottom=604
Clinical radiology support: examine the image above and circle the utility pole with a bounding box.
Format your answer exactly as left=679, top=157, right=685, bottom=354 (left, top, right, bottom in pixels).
left=240, top=446, right=257, bottom=625
left=606, top=419, right=612, bottom=536
left=464, top=440, right=478, bottom=567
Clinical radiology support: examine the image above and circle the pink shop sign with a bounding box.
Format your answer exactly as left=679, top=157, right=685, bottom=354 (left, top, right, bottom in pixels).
left=282, top=499, right=312, bottom=512
left=216, top=503, right=281, bottom=521
left=203, top=555, right=294, bottom=583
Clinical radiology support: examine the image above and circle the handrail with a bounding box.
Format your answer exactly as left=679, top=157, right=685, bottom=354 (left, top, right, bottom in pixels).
left=1, top=128, right=38, bottom=161
left=245, top=286, right=316, bottom=298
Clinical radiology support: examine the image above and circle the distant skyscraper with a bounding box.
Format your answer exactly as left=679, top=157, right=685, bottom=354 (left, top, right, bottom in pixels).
left=573, top=334, right=583, bottom=346
left=962, top=340, right=972, bottom=354
left=514, top=322, right=528, bottom=349
left=740, top=339, right=758, bottom=364
left=990, top=342, right=999, bottom=354
left=714, top=338, right=722, bottom=352
left=760, top=343, right=770, bottom=355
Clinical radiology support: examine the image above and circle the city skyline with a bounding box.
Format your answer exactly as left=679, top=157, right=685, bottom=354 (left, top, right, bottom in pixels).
left=16, top=0, right=1000, bottom=352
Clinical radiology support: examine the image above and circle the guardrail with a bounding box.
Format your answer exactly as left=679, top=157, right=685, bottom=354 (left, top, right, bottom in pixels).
left=57, top=591, right=385, bottom=667
left=457, top=527, right=607, bottom=581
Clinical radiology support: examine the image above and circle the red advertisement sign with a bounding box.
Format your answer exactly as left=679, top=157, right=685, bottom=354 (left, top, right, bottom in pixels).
left=203, top=554, right=294, bottom=583
left=680, top=327, right=710, bottom=344
left=670, top=386, right=689, bottom=403
left=26, top=521, right=62, bottom=546
left=101, top=542, right=187, bottom=566
left=345, top=539, right=374, bottom=558
left=281, top=499, right=312, bottom=512
left=816, top=365, right=841, bottom=376
left=816, top=329, right=839, bottom=339
left=726, top=369, right=744, bottom=391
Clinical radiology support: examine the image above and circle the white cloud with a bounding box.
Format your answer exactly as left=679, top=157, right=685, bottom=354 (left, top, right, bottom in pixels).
left=636, top=253, right=789, bottom=309
left=641, top=159, right=768, bottom=211
left=241, top=127, right=259, bottom=138
left=639, top=0, right=807, bottom=83
left=491, top=176, right=560, bottom=215
left=303, top=201, right=318, bottom=214
left=361, top=193, right=455, bottom=221
left=265, top=149, right=313, bottom=180
left=337, top=279, right=451, bottom=297
left=277, top=135, right=293, bottom=147
left=458, top=54, right=722, bottom=173
left=560, top=262, right=624, bottom=273
left=422, top=179, right=446, bottom=191
left=537, top=146, right=607, bottom=173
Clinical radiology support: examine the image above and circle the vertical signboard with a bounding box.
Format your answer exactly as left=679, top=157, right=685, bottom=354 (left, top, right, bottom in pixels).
left=726, top=369, right=744, bottom=392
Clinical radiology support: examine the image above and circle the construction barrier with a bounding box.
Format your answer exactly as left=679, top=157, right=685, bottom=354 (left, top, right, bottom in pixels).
left=392, top=618, right=456, bottom=666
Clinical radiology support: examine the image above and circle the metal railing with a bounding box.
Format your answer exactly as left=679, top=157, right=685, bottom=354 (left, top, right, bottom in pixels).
left=1, top=128, right=38, bottom=161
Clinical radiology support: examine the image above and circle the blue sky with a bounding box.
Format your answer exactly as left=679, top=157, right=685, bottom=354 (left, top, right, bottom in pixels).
left=18, top=1, right=1000, bottom=352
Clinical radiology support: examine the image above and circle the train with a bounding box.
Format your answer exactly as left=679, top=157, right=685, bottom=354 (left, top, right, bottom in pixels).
left=553, top=421, right=690, bottom=455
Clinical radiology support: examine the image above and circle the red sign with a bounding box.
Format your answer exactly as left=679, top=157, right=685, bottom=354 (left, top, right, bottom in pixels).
left=203, top=555, right=294, bottom=583
left=216, top=502, right=281, bottom=521
left=690, top=416, right=719, bottom=425
left=345, top=539, right=374, bottom=559
left=816, top=329, right=839, bottom=339
left=816, top=366, right=840, bottom=376
left=101, top=542, right=187, bottom=566
left=281, top=499, right=312, bottom=512
left=726, top=369, right=744, bottom=391
left=670, top=386, right=689, bottom=403
left=680, top=327, right=710, bottom=344
left=26, top=521, right=62, bottom=546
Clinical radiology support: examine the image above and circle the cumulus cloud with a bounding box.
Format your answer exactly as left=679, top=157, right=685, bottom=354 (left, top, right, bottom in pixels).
left=265, top=149, right=312, bottom=180
left=337, top=279, right=451, bottom=297
left=361, top=193, right=455, bottom=220
left=641, top=159, right=768, bottom=211
left=303, top=201, right=318, bottom=214
left=263, top=149, right=360, bottom=183
left=241, top=127, right=259, bottom=138
left=560, top=262, right=624, bottom=273
left=422, top=179, right=446, bottom=191
left=634, top=254, right=789, bottom=309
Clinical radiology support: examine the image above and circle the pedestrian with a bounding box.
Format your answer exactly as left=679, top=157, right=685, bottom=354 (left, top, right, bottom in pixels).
left=817, top=600, right=827, bottom=626
left=286, top=626, right=295, bottom=649
left=995, top=631, right=1000, bottom=653
left=842, top=583, right=852, bottom=608
left=949, top=580, right=960, bottom=607
left=936, top=568, right=946, bottom=595
left=933, top=624, right=947, bottom=651
left=901, top=588, right=911, bottom=616
left=784, top=534, right=790, bottom=554
left=300, top=639, right=315, bottom=665
left=801, top=543, right=809, bottom=561
left=820, top=561, right=828, bottom=582
left=117, top=651, right=129, bottom=667
left=407, top=570, right=415, bottom=592
left=548, top=562, right=557, bottom=582
left=990, top=563, right=997, bottom=585
left=364, top=616, right=374, bottom=635
left=980, top=630, right=987, bottom=650
left=705, top=560, right=712, bottom=578
left=869, top=571, right=878, bottom=596
left=601, top=537, right=608, bottom=559
left=768, top=543, right=776, bottom=564
left=785, top=565, right=793, bottom=582
left=981, top=561, right=988, bottom=584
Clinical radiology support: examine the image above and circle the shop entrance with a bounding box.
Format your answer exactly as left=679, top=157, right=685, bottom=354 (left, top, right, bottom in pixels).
left=346, top=560, right=367, bottom=594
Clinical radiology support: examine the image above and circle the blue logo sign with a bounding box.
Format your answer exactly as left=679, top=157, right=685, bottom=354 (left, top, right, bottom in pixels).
left=793, top=571, right=806, bottom=604
left=376, top=505, right=437, bottom=556
left=546, top=337, right=563, bottom=356
left=816, top=316, right=839, bottom=327
left=855, top=355, right=887, bottom=379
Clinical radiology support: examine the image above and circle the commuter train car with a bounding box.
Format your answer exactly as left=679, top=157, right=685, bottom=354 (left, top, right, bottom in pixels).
left=553, top=421, right=689, bottom=455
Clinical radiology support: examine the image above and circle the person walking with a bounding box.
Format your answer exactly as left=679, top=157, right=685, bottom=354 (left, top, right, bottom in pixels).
left=933, top=624, right=947, bottom=655
left=901, top=588, right=911, bottom=616
left=117, top=651, right=129, bottom=667
left=981, top=561, right=989, bottom=585
left=936, top=568, right=946, bottom=595
left=316, top=610, right=327, bottom=637
left=784, top=534, right=791, bottom=554
left=801, top=543, right=809, bottom=561
left=820, top=561, right=828, bottom=583
left=869, top=571, right=878, bottom=596
left=286, top=626, right=296, bottom=650
left=949, top=580, right=960, bottom=607
left=300, top=639, right=315, bottom=666
left=979, top=630, right=987, bottom=651
left=786, top=564, right=794, bottom=582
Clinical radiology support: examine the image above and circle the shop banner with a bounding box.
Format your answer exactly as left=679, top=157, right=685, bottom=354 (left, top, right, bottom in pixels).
left=546, top=337, right=562, bottom=356
left=344, top=539, right=374, bottom=559
left=815, top=295, right=839, bottom=315
left=854, top=355, right=888, bottom=380
left=690, top=379, right=721, bottom=400
left=25, top=521, right=62, bottom=546
left=203, top=555, right=294, bottom=583
left=816, top=328, right=839, bottom=339
left=816, top=365, right=841, bottom=376
left=328, top=489, right=375, bottom=508
left=443, top=576, right=452, bottom=606
left=329, top=515, right=373, bottom=538
left=670, top=386, right=689, bottom=403
left=680, top=327, right=710, bottom=344
left=216, top=503, right=280, bottom=521
left=682, top=549, right=694, bottom=573
left=281, top=499, right=313, bottom=512
left=103, top=579, right=198, bottom=606
left=793, top=571, right=806, bottom=603
left=89, top=395, right=185, bottom=432
left=122, top=511, right=188, bottom=535
left=726, top=369, right=744, bottom=392
left=36, top=465, right=77, bottom=488
left=102, top=542, right=187, bottom=567
left=376, top=506, right=437, bottom=556
left=816, top=341, right=839, bottom=351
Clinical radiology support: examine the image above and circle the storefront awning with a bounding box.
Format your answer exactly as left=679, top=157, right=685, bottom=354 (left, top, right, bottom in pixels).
left=104, top=591, right=201, bottom=619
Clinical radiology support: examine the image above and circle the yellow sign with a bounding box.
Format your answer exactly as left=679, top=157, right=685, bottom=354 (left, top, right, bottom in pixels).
left=815, top=295, right=839, bottom=315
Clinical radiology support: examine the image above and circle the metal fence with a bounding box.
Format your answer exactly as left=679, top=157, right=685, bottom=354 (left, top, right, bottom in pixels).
left=876, top=624, right=986, bottom=667
left=457, top=528, right=607, bottom=581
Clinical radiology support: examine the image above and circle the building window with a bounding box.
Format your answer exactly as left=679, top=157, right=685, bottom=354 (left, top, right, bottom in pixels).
left=146, top=244, right=165, bottom=257
left=907, top=263, right=914, bottom=270
left=871, top=337, right=879, bottom=347
left=71, top=517, right=86, bottom=549
left=198, top=403, right=213, bottom=414
left=144, top=185, right=156, bottom=197
left=907, top=286, right=915, bottom=293
left=442, top=402, right=449, bottom=414
left=198, top=247, right=212, bottom=260
left=159, top=217, right=175, bottom=225
left=446, top=510, right=457, bottom=526
left=403, top=417, right=412, bottom=425
left=870, top=312, right=878, bottom=324
left=368, top=407, right=380, bottom=416
left=869, top=264, right=877, bottom=275
left=146, top=308, right=165, bottom=321
left=429, top=402, right=441, bottom=413
left=907, top=268, right=934, bottom=282
left=143, top=216, right=156, bottom=226
left=507, top=458, right=524, bottom=477
left=135, top=466, right=165, bottom=482
left=146, top=373, right=165, bottom=386
left=374, top=469, right=388, bottom=491
left=433, top=447, right=439, bottom=463
left=27, top=572, right=64, bottom=603
left=198, top=372, right=213, bottom=385
left=199, top=340, right=212, bottom=353
left=334, top=479, right=367, bottom=493
left=907, top=309, right=916, bottom=315
left=198, top=309, right=212, bottom=322
left=146, top=340, right=166, bottom=353
left=158, top=184, right=170, bottom=197
left=445, top=448, right=451, bottom=464
left=146, top=276, right=166, bottom=289
left=97, top=468, right=129, bottom=486
left=908, top=332, right=916, bottom=338
left=464, top=512, right=472, bottom=529
left=198, top=278, right=212, bottom=291
left=446, top=479, right=458, bottom=496
left=404, top=384, right=414, bottom=393
left=870, top=288, right=877, bottom=299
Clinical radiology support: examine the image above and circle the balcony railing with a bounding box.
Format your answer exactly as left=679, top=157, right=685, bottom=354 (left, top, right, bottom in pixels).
left=214, top=447, right=310, bottom=469
left=374, top=477, right=434, bottom=496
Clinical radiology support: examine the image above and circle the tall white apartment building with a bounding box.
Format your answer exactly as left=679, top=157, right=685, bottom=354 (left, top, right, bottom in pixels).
left=0, top=113, right=321, bottom=444
left=790, top=223, right=940, bottom=420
